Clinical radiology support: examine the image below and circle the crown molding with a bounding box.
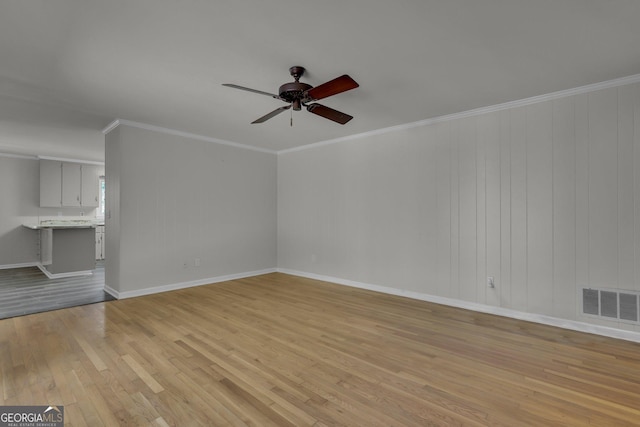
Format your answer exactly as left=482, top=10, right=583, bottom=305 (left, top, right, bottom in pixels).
left=0, top=152, right=103, bottom=163
left=102, top=119, right=277, bottom=155
left=37, top=155, right=104, bottom=166
left=278, top=72, right=640, bottom=155
left=0, top=152, right=38, bottom=160
left=101, top=73, right=640, bottom=157
left=101, top=119, right=121, bottom=134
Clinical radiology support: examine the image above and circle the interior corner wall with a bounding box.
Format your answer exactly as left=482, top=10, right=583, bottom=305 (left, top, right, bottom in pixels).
left=277, top=82, right=640, bottom=334
left=105, top=124, right=277, bottom=296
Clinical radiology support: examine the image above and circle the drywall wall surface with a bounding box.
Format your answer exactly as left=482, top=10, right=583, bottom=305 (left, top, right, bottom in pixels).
left=105, top=127, right=122, bottom=293
left=106, top=124, right=277, bottom=295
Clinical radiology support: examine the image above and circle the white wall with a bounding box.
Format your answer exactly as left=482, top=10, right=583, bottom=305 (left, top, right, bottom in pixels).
left=105, top=124, right=277, bottom=297
left=278, top=83, right=640, bottom=333
left=105, top=127, right=122, bottom=292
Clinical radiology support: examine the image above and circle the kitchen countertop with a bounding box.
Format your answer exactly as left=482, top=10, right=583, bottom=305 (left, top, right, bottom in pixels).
left=22, top=220, right=104, bottom=230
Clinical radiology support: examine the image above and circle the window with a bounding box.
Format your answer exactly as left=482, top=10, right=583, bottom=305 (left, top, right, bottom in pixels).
left=98, top=176, right=106, bottom=218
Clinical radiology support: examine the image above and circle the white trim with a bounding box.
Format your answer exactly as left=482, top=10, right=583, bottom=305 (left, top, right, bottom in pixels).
left=111, top=268, right=277, bottom=300
left=36, top=264, right=93, bottom=279
left=102, top=119, right=277, bottom=155
left=101, top=119, right=121, bottom=135
left=0, top=262, right=39, bottom=270
left=278, top=268, right=640, bottom=344
left=100, top=74, right=640, bottom=157
left=37, top=155, right=104, bottom=166
left=103, top=285, right=119, bottom=299
left=278, top=72, right=640, bottom=155
left=0, top=152, right=38, bottom=160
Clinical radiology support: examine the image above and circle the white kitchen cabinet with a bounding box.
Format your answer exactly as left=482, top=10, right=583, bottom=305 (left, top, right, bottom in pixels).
left=95, top=225, right=105, bottom=260
left=62, top=162, right=82, bottom=207
left=40, top=160, right=101, bottom=208
left=40, top=160, right=63, bottom=207
left=81, top=164, right=99, bottom=208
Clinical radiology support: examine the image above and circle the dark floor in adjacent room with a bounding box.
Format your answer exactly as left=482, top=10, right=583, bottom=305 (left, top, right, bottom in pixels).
left=0, top=261, right=113, bottom=319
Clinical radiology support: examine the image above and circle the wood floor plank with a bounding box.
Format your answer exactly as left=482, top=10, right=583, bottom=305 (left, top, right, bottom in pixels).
left=1, top=272, right=640, bottom=426
left=122, top=355, right=165, bottom=394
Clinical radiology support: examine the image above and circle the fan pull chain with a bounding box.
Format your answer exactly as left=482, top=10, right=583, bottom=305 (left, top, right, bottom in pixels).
left=290, top=107, right=293, bottom=127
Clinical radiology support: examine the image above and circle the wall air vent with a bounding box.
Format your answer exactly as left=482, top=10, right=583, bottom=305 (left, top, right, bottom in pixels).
left=600, top=291, right=618, bottom=318
left=582, top=288, right=639, bottom=324
left=620, top=293, right=639, bottom=322
left=582, top=289, right=599, bottom=315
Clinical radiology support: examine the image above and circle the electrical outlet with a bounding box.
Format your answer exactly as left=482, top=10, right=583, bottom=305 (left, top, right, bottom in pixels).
left=194, top=258, right=200, bottom=267
left=487, top=276, right=495, bottom=288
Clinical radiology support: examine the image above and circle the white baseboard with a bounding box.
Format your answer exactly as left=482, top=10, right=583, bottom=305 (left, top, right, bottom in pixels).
left=36, top=264, right=93, bottom=279
left=0, top=262, right=93, bottom=279
left=277, top=268, right=640, bottom=344
left=104, top=285, right=119, bottom=299
left=111, top=268, right=278, bottom=300
left=0, top=262, right=39, bottom=270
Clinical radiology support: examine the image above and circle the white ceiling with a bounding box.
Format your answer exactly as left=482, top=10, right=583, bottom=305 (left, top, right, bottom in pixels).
left=1, top=0, right=640, bottom=160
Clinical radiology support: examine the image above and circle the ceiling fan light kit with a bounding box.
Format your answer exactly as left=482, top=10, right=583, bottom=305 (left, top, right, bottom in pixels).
left=223, top=66, right=359, bottom=125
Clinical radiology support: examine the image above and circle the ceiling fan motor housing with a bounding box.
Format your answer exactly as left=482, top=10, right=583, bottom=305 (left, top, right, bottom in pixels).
left=278, top=82, right=312, bottom=110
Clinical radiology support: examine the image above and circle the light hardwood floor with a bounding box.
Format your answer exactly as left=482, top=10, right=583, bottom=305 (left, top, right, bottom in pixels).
left=1, top=273, right=639, bottom=426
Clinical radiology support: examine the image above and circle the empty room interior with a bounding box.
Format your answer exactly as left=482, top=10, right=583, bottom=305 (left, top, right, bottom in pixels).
left=2, top=1, right=640, bottom=425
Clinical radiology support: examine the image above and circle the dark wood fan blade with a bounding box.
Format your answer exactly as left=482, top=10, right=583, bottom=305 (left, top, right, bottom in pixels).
left=306, top=103, right=353, bottom=124
left=251, top=105, right=291, bottom=124
left=222, top=84, right=281, bottom=99
left=305, top=75, right=359, bottom=101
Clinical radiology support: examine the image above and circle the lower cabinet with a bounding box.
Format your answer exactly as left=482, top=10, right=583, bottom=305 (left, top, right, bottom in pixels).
left=95, top=226, right=105, bottom=260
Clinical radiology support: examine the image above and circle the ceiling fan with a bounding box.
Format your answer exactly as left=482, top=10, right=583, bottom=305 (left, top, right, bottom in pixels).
left=223, top=66, right=359, bottom=125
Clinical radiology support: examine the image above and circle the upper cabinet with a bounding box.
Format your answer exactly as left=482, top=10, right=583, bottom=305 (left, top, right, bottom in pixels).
left=40, top=160, right=101, bottom=208
left=40, top=160, right=63, bottom=207
left=81, top=164, right=99, bottom=208
left=61, top=162, right=82, bottom=207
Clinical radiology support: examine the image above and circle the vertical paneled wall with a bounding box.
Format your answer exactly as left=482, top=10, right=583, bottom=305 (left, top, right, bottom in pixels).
left=277, top=83, right=640, bottom=332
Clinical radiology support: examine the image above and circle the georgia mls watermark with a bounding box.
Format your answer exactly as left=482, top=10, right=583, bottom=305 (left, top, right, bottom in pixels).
left=0, top=406, right=64, bottom=427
